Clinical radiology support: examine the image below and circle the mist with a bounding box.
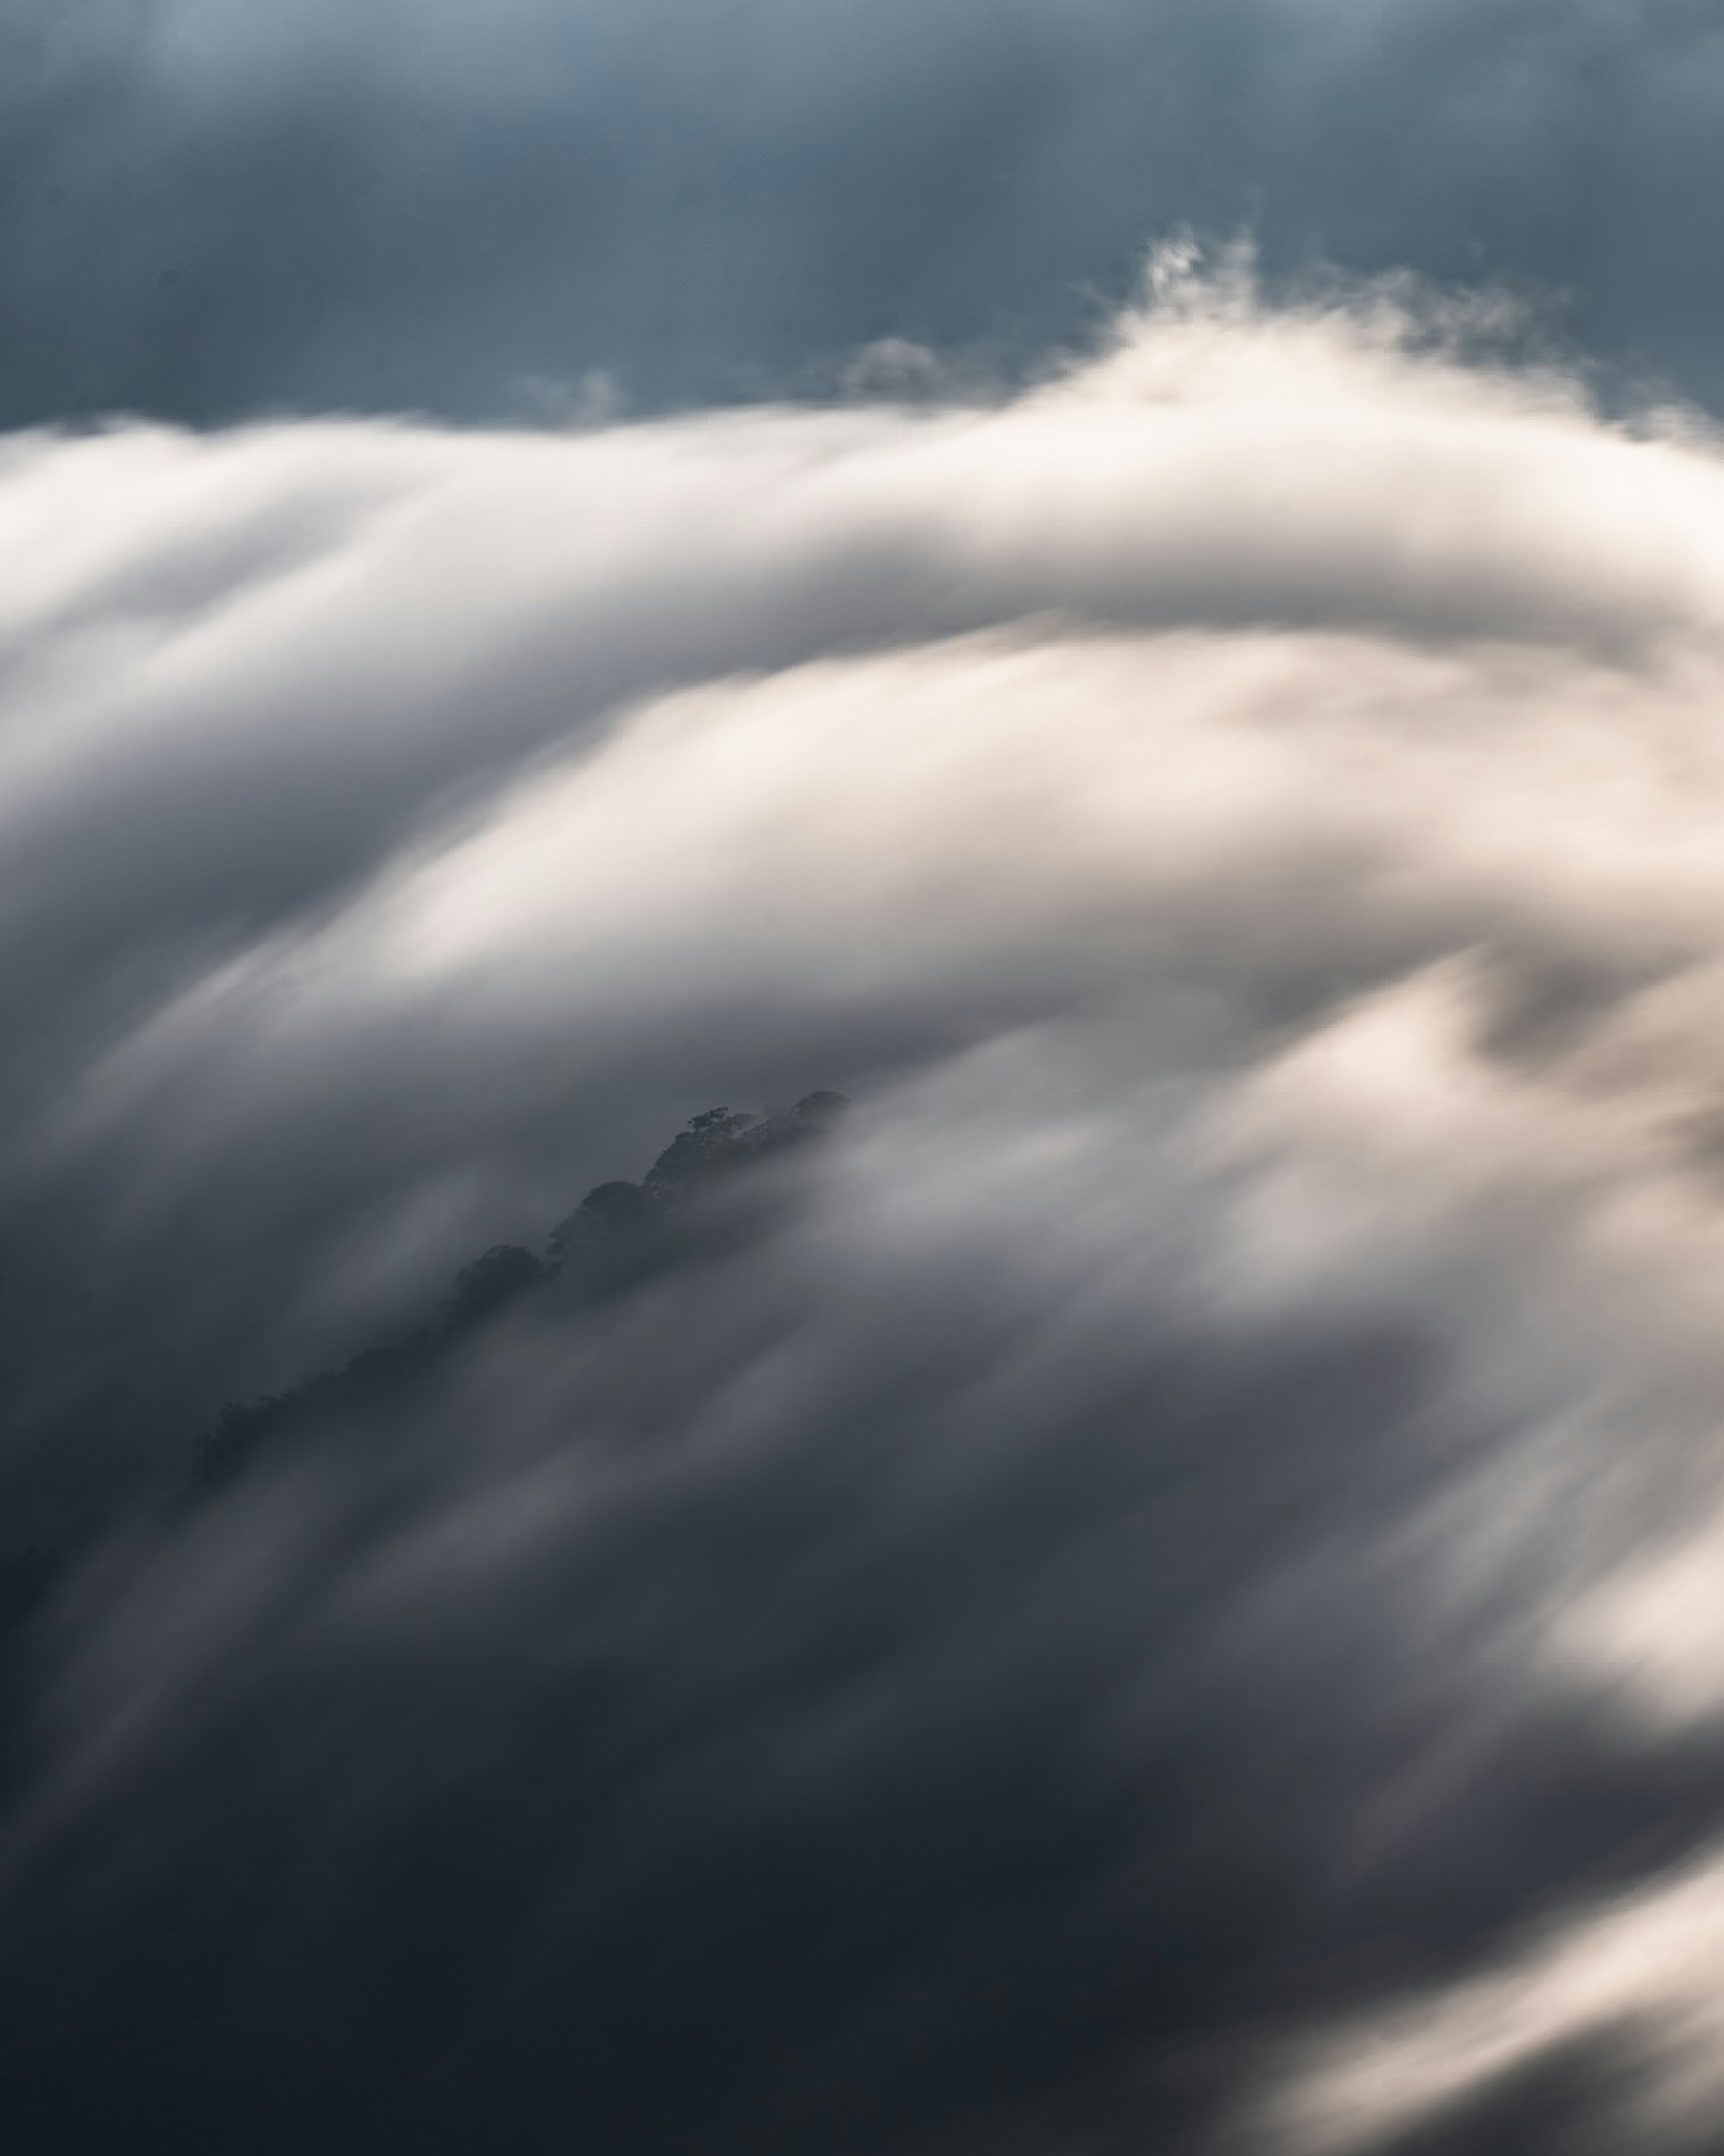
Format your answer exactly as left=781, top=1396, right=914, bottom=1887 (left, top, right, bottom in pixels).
left=9, top=14, right=1724, bottom=2150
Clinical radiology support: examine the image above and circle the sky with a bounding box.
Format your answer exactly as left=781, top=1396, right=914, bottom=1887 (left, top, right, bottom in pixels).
left=6, top=0, right=1724, bottom=426
left=6, top=6, right=1724, bottom=2154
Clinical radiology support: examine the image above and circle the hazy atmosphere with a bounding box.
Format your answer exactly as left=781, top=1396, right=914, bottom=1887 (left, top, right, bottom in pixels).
left=6, top=5, right=1724, bottom=2152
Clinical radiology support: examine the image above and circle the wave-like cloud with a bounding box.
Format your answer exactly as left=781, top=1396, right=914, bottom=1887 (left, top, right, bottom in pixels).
left=8, top=268, right=1724, bottom=2151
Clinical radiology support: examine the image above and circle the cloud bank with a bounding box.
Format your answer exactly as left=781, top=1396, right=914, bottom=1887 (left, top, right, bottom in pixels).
left=8, top=268, right=1724, bottom=2150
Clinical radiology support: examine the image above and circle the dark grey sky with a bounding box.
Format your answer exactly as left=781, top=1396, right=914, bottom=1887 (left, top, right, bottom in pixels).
left=5, top=0, right=1724, bottom=428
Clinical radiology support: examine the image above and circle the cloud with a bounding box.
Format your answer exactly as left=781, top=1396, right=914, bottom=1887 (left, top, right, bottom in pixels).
left=9, top=269, right=1724, bottom=2149
left=1259, top=1834, right=1724, bottom=2153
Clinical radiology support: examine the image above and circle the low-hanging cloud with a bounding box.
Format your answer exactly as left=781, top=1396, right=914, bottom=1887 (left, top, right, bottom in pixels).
left=9, top=267, right=1724, bottom=2151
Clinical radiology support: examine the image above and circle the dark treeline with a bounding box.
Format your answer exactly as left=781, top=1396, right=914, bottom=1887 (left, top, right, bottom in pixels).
left=192, top=1092, right=849, bottom=1495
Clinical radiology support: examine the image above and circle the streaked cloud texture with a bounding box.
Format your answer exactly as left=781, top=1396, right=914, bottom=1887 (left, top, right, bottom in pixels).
left=6, top=260, right=1724, bottom=2148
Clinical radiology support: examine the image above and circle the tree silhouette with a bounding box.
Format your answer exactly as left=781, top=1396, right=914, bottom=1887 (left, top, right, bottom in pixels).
left=193, top=1094, right=848, bottom=1493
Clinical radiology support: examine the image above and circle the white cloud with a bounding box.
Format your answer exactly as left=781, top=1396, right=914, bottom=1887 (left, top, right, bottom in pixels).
left=1259, top=1835, right=1724, bottom=2153
left=16, top=269, right=1724, bottom=2147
